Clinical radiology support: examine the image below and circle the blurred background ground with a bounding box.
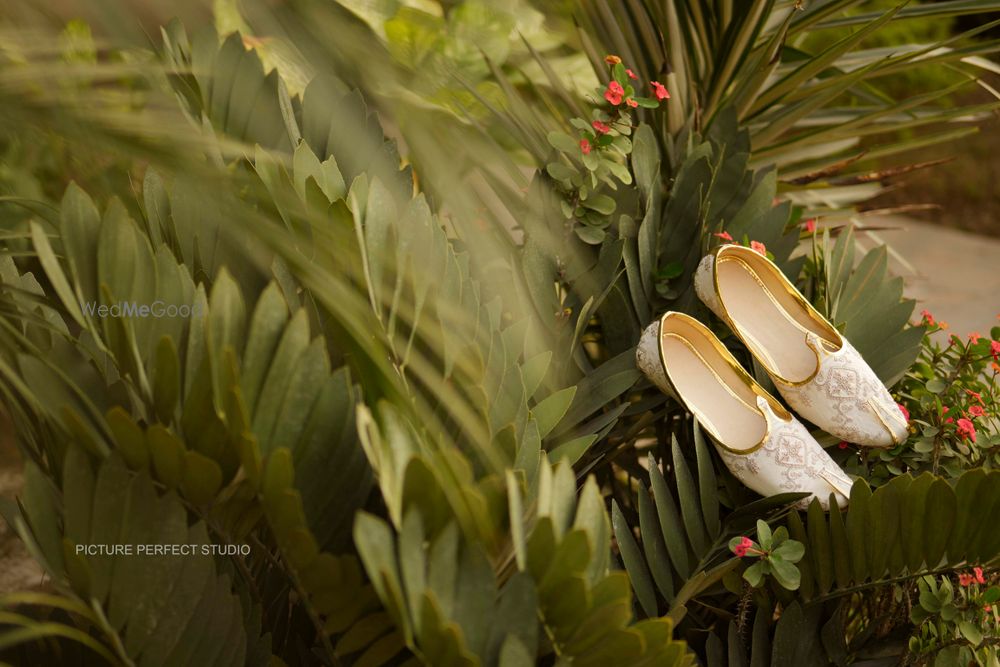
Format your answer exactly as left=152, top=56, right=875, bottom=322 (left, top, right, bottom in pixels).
left=875, top=217, right=1000, bottom=334
left=869, top=87, right=1000, bottom=237
left=0, top=410, right=44, bottom=593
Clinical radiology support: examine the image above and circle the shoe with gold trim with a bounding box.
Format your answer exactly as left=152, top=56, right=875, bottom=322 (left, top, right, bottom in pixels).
left=636, top=311, right=853, bottom=509
left=693, top=244, right=908, bottom=448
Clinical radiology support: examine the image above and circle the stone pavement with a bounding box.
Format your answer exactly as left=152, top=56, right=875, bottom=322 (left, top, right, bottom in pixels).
left=866, top=216, right=1000, bottom=336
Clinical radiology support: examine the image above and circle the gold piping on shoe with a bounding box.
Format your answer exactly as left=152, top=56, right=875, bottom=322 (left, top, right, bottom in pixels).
left=866, top=397, right=907, bottom=447
left=709, top=244, right=843, bottom=387
left=819, top=470, right=854, bottom=499
left=654, top=311, right=791, bottom=455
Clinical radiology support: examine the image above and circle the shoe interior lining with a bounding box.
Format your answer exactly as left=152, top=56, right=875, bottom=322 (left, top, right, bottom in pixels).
left=660, top=317, right=766, bottom=452
left=717, top=254, right=837, bottom=384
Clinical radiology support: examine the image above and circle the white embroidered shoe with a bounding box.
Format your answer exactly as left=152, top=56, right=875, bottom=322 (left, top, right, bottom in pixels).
left=693, top=244, right=908, bottom=448
left=636, top=312, right=853, bottom=510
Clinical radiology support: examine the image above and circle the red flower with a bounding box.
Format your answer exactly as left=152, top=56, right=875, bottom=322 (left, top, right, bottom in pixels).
left=969, top=405, right=986, bottom=418
left=650, top=80, right=670, bottom=100
left=986, top=605, right=993, bottom=612
left=605, top=54, right=622, bottom=65
left=957, top=417, right=977, bottom=443
left=975, top=566, right=986, bottom=584
left=897, top=403, right=910, bottom=422
left=750, top=240, right=767, bottom=256
left=626, top=98, right=639, bottom=108
left=993, top=362, right=1000, bottom=374
left=714, top=231, right=733, bottom=242
left=837, top=441, right=850, bottom=450
left=969, top=332, right=982, bottom=343
left=604, top=81, right=624, bottom=105
left=803, top=218, right=816, bottom=233
left=960, top=573, right=974, bottom=587
left=732, top=536, right=753, bottom=558
left=592, top=120, right=611, bottom=135
left=967, top=389, right=984, bottom=404
left=920, top=309, right=935, bottom=326
left=580, top=138, right=592, bottom=155
left=626, top=69, right=637, bottom=79
left=991, top=340, right=1000, bottom=361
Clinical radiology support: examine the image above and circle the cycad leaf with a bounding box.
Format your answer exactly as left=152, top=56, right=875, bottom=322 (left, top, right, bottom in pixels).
left=693, top=421, right=720, bottom=538
left=611, top=500, right=657, bottom=617
left=649, top=455, right=691, bottom=577
left=671, top=436, right=709, bottom=556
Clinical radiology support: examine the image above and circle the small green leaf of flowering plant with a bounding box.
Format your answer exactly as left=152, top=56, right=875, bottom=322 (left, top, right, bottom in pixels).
left=756, top=519, right=773, bottom=549
left=656, top=261, right=684, bottom=281
left=729, top=520, right=805, bottom=591
left=892, top=313, right=999, bottom=480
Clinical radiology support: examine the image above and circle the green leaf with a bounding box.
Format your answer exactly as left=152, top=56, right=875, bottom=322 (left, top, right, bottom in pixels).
left=769, top=557, right=801, bottom=591
left=846, top=481, right=871, bottom=584
left=637, top=482, right=674, bottom=602
left=147, top=425, right=184, bottom=489
left=60, top=183, right=101, bottom=304
left=673, top=437, right=709, bottom=556
left=533, top=387, right=577, bottom=440
left=743, top=562, right=765, bottom=588
left=152, top=336, right=180, bottom=424
left=180, top=451, right=223, bottom=505
left=106, top=408, right=148, bottom=471
left=611, top=501, right=657, bottom=617
left=207, top=268, right=246, bottom=415
left=693, top=421, right=719, bottom=538
left=959, top=621, right=983, bottom=646
left=30, top=220, right=85, bottom=327
left=772, top=541, right=805, bottom=563
left=925, top=378, right=947, bottom=394
left=631, top=124, right=659, bottom=198
left=548, top=131, right=581, bottom=154
left=575, top=225, right=606, bottom=245
left=919, top=587, right=942, bottom=612
left=648, top=455, right=690, bottom=577
left=548, top=434, right=596, bottom=465
left=806, top=500, right=833, bottom=594
left=546, top=162, right=576, bottom=182
left=756, top=520, right=773, bottom=550
left=582, top=194, right=616, bottom=215
left=520, top=351, right=551, bottom=400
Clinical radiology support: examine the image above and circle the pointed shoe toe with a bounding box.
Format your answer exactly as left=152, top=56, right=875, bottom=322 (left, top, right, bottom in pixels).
left=695, top=244, right=909, bottom=449
left=635, top=312, right=853, bottom=509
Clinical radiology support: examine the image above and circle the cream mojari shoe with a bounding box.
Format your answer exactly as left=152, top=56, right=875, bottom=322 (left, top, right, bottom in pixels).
left=636, top=312, right=852, bottom=510
left=694, top=244, right=908, bottom=448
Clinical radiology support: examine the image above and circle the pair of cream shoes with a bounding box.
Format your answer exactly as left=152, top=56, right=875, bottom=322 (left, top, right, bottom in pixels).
left=636, top=244, right=909, bottom=510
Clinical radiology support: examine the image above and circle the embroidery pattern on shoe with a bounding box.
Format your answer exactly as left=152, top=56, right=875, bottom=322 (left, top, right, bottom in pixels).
left=775, top=337, right=905, bottom=447
left=694, top=254, right=723, bottom=316
left=716, top=404, right=853, bottom=509
left=636, top=321, right=674, bottom=396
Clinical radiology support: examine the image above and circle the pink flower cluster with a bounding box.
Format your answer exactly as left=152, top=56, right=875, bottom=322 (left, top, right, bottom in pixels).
left=578, top=56, right=671, bottom=157
left=731, top=536, right=753, bottom=557
left=959, top=567, right=987, bottom=587
left=710, top=232, right=767, bottom=257
left=601, top=54, right=670, bottom=108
